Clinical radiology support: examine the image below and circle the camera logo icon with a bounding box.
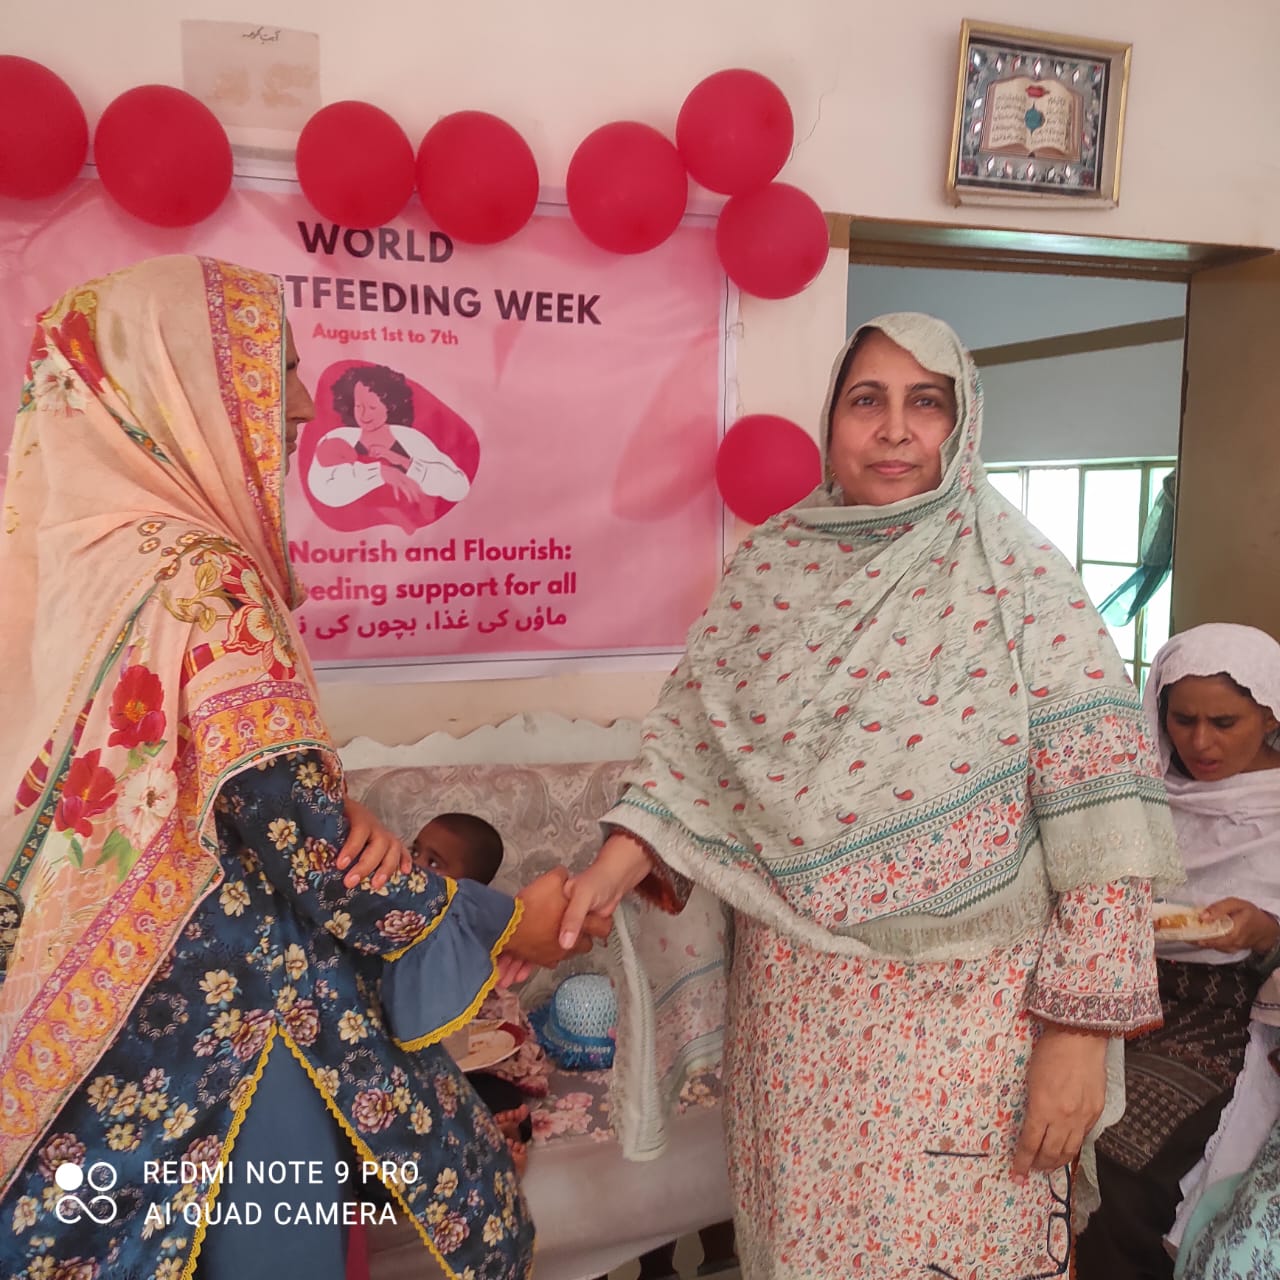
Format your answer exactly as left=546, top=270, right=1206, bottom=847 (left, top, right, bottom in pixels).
left=54, top=1161, right=119, bottom=1225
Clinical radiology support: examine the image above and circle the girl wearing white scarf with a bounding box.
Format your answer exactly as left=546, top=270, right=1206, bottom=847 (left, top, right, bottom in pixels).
left=1079, top=623, right=1280, bottom=1278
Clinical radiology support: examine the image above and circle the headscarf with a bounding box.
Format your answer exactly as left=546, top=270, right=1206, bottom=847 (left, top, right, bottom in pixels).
left=0, top=256, right=333, bottom=1188
left=1143, top=623, right=1280, bottom=970
left=605, top=313, right=1180, bottom=960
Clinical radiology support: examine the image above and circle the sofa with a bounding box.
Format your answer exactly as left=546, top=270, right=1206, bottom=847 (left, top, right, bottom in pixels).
left=340, top=713, right=733, bottom=1280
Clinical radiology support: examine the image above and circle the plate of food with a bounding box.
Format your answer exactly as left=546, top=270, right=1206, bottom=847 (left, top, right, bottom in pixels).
left=445, top=1019, right=520, bottom=1073
left=1153, top=902, right=1234, bottom=943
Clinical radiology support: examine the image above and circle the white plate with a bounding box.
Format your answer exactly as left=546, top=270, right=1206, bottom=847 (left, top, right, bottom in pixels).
left=1153, top=903, right=1234, bottom=942
left=450, top=1021, right=519, bottom=1073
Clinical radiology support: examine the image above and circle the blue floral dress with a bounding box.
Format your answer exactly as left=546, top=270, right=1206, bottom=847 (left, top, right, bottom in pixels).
left=1, top=751, right=533, bottom=1280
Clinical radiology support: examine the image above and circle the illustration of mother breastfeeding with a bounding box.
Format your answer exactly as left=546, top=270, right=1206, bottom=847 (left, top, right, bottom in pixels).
left=305, top=362, right=475, bottom=536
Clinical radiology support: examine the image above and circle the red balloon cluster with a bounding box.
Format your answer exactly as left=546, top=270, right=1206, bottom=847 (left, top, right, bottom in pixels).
left=0, top=56, right=827, bottom=304
left=716, top=414, right=821, bottom=525
left=567, top=122, right=688, bottom=255
left=0, top=56, right=88, bottom=199
left=0, top=59, right=234, bottom=225
left=96, top=86, right=233, bottom=227
left=296, top=101, right=415, bottom=228
left=416, top=111, right=539, bottom=244
left=678, top=69, right=827, bottom=300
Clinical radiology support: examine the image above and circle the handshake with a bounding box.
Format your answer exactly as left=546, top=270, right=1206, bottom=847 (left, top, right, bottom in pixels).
left=498, top=833, right=658, bottom=986
left=334, top=801, right=652, bottom=986
left=496, top=867, right=614, bottom=986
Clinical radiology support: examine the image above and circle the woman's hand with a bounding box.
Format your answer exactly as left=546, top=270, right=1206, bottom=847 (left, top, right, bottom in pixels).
left=495, top=952, right=533, bottom=989
left=379, top=462, right=418, bottom=501
left=366, top=440, right=406, bottom=467
left=1196, top=897, right=1280, bottom=954
left=504, top=867, right=612, bottom=972
left=337, top=797, right=411, bottom=890
left=559, top=833, right=655, bottom=950
left=1011, top=1022, right=1109, bottom=1182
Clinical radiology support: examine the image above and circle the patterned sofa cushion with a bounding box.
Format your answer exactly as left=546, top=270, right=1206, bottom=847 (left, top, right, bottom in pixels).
left=346, top=759, right=630, bottom=1006
left=346, top=756, right=728, bottom=1139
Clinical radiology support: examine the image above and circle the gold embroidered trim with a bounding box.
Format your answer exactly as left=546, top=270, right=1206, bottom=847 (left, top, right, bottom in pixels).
left=394, top=900, right=524, bottom=1054
left=275, top=1026, right=459, bottom=1280
left=180, top=1022, right=279, bottom=1280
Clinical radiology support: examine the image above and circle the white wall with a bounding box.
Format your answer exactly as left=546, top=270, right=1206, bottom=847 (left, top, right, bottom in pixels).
left=979, top=342, right=1181, bottom=464
left=10, top=0, right=1279, bottom=248
left=6, top=0, right=1273, bottom=741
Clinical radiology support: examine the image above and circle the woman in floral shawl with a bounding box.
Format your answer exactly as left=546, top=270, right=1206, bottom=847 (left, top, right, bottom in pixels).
left=562, top=314, right=1183, bottom=1279
left=0, top=256, right=594, bottom=1280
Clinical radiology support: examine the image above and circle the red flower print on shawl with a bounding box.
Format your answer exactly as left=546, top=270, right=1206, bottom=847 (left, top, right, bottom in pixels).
left=54, top=749, right=118, bottom=838
left=220, top=559, right=296, bottom=679
left=51, top=308, right=107, bottom=391
left=107, top=665, right=166, bottom=749
left=14, top=696, right=94, bottom=815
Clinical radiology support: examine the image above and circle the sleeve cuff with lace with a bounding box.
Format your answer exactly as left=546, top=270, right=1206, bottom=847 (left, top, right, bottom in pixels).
left=601, top=805, right=694, bottom=915
left=381, top=878, right=521, bottom=1052
left=636, top=852, right=694, bottom=914
left=1027, top=877, right=1162, bottom=1034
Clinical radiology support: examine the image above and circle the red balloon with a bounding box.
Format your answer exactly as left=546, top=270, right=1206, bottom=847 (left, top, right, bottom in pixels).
left=677, top=69, right=793, bottom=195
left=716, top=183, right=828, bottom=300
left=297, top=102, right=414, bottom=228
left=716, top=414, right=821, bottom=524
left=0, top=57, right=88, bottom=199
left=94, top=86, right=231, bottom=227
left=566, top=122, right=687, bottom=254
left=416, top=111, right=539, bottom=244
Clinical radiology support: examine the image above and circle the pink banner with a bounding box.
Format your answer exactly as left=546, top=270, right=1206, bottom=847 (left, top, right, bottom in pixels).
left=0, top=181, right=728, bottom=672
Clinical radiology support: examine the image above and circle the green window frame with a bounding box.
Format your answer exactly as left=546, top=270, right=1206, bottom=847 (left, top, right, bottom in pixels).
left=986, top=459, right=1175, bottom=690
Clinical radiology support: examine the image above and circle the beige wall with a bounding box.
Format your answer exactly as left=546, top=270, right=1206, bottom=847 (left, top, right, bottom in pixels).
left=11, top=0, right=1280, bottom=247
left=9, top=0, right=1278, bottom=740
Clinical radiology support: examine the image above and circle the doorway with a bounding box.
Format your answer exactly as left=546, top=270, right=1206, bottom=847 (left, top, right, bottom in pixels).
left=835, top=214, right=1277, bottom=668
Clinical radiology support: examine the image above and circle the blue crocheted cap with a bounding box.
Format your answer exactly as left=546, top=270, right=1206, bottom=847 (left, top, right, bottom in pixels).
left=530, top=973, right=616, bottom=1071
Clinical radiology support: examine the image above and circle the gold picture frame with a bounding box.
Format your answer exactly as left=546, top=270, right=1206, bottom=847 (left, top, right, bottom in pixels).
left=946, top=20, right=1131, bottom=208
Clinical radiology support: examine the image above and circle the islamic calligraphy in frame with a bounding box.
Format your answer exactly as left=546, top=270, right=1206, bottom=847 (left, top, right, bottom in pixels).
left=946, top=21, right=1131, bottom=208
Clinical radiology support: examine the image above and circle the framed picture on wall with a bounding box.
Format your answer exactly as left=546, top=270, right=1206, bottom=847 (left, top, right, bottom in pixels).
left=946, top=20, right=1131, bottom=208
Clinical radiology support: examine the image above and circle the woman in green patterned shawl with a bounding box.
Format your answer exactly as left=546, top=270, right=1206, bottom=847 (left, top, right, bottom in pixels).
left=562, top=313, right=1183, bottom=1280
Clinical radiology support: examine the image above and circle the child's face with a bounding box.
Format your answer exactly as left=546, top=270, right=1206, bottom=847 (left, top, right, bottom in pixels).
left=411, top=820, right=473, bottom=880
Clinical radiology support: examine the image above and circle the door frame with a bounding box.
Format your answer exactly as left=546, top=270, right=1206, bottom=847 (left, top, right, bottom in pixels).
left=830, top=212, right=1279, bottom=646
left=833, top=214, right=1270, bottom=283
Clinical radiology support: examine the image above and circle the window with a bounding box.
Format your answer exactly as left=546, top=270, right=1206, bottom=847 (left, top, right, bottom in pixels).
left=987, top=460, right=1175, bottom=689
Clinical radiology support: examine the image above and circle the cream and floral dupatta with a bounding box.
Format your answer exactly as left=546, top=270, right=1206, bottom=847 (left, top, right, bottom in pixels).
left=606, top=313, right=1181, bottom=963
left=604, top=314, right=1182, bottom=1172
left=0, top=256, right=333, bottom=1189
